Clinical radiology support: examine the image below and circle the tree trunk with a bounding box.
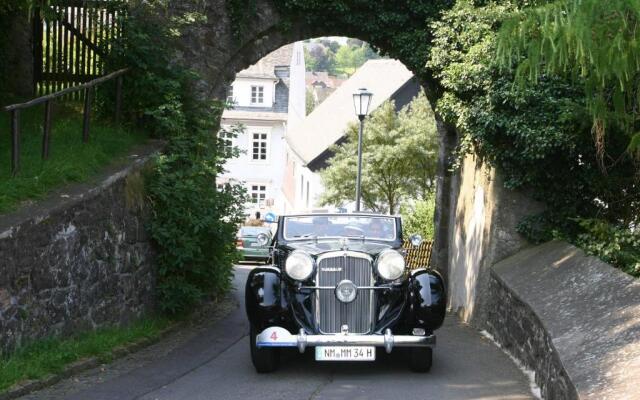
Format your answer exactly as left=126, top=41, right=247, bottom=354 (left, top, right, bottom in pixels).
left=0, top=8, right=35, bottom=100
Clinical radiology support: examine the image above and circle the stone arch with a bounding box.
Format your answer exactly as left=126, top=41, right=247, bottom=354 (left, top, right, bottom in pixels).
left=170, top=0, right=519, bottom=326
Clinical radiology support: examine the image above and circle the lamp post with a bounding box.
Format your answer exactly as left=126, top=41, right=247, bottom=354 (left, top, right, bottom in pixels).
left=352, top=88, right=373, bottom=212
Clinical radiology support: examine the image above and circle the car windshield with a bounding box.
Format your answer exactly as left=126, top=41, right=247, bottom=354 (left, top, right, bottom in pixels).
left=239, top=226, right=270, bottom=237
left=283, top=215, right=396, bottom=241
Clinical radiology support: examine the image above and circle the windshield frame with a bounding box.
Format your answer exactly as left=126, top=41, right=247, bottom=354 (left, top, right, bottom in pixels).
left=281, top=214, right=398, bottom=242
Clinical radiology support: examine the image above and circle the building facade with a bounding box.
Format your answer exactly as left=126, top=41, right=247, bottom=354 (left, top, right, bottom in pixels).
left=217, top=42, right=305, bottom=218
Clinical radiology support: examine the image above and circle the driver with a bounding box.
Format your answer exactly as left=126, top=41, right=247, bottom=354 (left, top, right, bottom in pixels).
left=368, top=219, right=385, bottom=238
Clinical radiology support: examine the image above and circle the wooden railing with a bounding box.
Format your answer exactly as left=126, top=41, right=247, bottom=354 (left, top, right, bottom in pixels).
left=403, top=240, right=434, bottom=269
left=3, top=68, right=127, bottom=176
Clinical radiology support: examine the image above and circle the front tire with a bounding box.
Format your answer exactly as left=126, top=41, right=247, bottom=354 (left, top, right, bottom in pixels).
left=409, top=347, right=433, bottom=373
left=250, top=325, right=280, bottom=373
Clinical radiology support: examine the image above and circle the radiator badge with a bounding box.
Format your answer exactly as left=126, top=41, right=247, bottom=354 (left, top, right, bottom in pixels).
left=321, top=267, right=343, bottom=272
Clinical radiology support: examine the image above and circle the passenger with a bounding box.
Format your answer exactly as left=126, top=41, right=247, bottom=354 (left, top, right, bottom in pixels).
left=313, top=216, right=331, bottom=236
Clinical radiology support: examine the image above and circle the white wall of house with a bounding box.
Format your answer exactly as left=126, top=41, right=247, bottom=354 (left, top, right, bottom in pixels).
left=219, top=120, right=288, bottom=216
left=228, top=77, right=277, bottom=108
left=218, top=41, right=307, bottom=219
left=282, top=146, right=332, bottom=213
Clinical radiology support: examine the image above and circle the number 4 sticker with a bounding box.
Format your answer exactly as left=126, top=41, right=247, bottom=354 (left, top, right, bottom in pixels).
left=270, top=331, right=278, bottom=341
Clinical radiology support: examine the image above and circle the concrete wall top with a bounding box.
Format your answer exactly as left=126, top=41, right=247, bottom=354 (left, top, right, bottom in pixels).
left=493, top=241, right=640, bottom=399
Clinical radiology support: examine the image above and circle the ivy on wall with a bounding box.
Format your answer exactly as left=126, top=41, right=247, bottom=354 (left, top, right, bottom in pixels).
left=427, top=1, right=639, bottom=274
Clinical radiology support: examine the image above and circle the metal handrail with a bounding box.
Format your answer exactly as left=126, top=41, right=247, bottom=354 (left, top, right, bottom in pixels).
left=3, top=68, right=128, bottom=176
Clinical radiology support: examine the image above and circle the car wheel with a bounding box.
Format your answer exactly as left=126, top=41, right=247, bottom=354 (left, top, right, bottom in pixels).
left=409, top=347, right=432, bottom=373
left=250, top=325, right=280, bottom=373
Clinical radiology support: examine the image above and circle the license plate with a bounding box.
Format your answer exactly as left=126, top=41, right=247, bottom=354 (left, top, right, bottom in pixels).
left=315, top=346, right=375, bottom=361
left=250, top=243, right=261, bottom=247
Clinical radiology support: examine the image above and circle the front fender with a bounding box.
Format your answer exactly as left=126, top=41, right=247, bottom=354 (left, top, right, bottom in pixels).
left=245, top=267, right=288, bottom=330
left=407, top=269, right=446, bottom=331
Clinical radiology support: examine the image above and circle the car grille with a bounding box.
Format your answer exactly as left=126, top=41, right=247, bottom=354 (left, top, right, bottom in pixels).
left=316, top=253, right=374, bottom=334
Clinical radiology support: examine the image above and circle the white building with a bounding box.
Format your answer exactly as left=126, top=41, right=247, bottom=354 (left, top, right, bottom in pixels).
left=217, top=43, right=306, bottom=218
left=283, top=59, right=420, bottom=213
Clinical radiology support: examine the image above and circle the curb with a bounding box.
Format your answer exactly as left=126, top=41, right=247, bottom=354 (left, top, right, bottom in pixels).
left=0, top=324, right=178, bottom=400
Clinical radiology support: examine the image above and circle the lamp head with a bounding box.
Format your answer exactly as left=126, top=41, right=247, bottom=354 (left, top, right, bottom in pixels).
left=353, top=88, right=373, bottom=118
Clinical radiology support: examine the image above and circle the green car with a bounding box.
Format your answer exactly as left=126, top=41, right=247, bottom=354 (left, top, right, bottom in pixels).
left=236, top=226, right=272, bottom=263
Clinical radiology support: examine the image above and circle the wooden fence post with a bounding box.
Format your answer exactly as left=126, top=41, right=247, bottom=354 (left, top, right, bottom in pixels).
left=42, top=100, right=53, bottom=159
left=10, top=109, right=20, bottom=176
left=82, top=86, right=93, bottom=143
left=115, top=75, right=123, bottom=125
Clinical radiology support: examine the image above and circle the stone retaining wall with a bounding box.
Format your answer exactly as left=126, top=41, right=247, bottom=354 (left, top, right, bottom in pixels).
left=486, top=270, right=577, bottom=399
left=486, top=241, right=640, bottom=399
left=446, top=154, right=543, bottom=326
left=0, top=145, right=160, bottom=354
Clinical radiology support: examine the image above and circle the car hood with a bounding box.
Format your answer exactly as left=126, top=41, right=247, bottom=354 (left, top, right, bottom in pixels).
left=285, top=240, right=396, bottom=257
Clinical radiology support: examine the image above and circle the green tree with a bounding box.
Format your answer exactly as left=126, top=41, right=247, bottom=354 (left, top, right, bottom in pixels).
left=497, top=0, right=640, bottom=162
left=363, top=43, right=381, bottom=61
left=306, top=88, right=316, bottom=115
left=334, top=45, right=366, bottom=75
left=304, top=44, right=336, bottom=72
left=319, top=39, right=341, bottom=53
left=400, top=195, right=436, bottom=240
left=428, top=0, right=639, bottom=273
left=320, top=91, right=438, bottom=214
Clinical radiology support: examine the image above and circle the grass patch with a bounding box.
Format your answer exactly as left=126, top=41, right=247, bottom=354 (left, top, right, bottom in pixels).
left=0, top=317, right=172, bottom=393
left=0, top=102, right=147, bottom=213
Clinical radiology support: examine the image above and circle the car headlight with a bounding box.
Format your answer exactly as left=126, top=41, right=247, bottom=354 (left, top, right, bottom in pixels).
left=285, top=251, right=314, bottom=281
left=376, top=249, right=406, bottom=280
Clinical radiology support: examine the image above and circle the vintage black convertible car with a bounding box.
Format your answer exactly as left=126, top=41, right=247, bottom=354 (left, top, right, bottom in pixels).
left=245, top=213, right=446, bottom=373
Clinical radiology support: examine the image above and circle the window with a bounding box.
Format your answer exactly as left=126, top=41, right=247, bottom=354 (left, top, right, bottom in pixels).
left=249, top=184, right=267, bottom=205
left=252, top=132, right=268, bottom=161
left=216, top=183, right=225, bottom=191
left=300, top=175, right=304, bottom=197
left=218, top=130, right=234, bottom=157
left=251, top=85, right=264, bottom=104
left=226, top=85, right=234, bottom=103
left=306, top=181, right=310, bottom=208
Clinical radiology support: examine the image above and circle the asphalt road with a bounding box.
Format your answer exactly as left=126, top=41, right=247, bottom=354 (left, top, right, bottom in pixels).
left=30, top=265, right=536, bottom=400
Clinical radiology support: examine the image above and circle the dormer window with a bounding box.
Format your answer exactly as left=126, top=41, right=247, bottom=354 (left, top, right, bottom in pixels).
left=251, top=85, right=264, bottom=104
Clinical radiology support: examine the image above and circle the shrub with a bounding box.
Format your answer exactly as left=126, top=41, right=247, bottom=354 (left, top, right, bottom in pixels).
left=147, top=109, right=246, bottom=314
left=572, top=219, right=640, bottom=277
left=400, top=195, right=435, bottom=241
left=103, top=1, right=247, bottom=314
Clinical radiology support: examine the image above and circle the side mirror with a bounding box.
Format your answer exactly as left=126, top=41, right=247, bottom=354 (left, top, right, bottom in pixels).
left=409, top=233, right=423, bottom=247
left=256, top=232, right=271, bottom=247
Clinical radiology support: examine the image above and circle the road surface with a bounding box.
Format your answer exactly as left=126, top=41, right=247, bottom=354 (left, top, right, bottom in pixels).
left=24, top=265, right=536, bottom=400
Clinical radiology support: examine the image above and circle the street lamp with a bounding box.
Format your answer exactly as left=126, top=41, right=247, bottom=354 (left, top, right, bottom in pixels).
left=352, top=88, right=373, bottom=212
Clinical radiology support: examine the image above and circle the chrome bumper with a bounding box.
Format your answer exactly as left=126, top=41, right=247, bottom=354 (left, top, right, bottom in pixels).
left=256, top=326, right=435, bottom=354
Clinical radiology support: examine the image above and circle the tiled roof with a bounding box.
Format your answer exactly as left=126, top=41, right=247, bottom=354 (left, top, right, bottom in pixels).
left=305, top=71, right=346, bottom=88
left=237, top=44, right=294, bottom=79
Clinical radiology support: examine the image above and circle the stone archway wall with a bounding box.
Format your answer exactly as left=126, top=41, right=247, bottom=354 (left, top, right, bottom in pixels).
left=168, top=0, right=532, bottom=328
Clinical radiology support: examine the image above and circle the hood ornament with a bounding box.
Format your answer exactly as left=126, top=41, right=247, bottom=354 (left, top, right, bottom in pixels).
left=340, top=237, right=348, bottom=250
